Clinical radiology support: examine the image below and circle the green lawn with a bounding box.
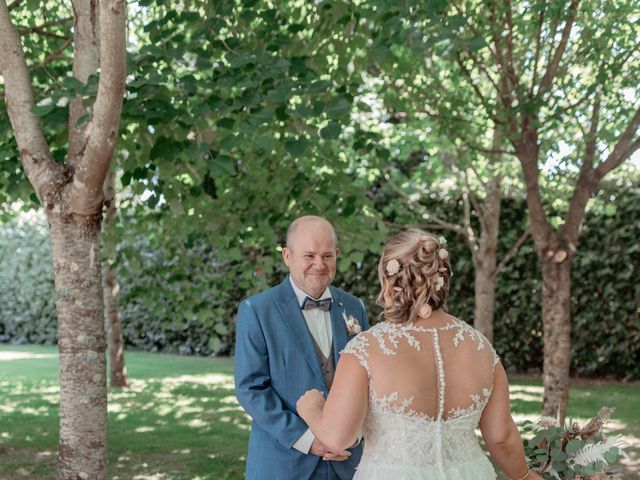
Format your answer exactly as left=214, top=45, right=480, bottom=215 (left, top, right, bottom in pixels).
left=0, top=344, right=638, bottom=479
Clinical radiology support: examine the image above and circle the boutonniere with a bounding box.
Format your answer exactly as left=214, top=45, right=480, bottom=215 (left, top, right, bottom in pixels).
left=342, top=311, right=362, bottom=335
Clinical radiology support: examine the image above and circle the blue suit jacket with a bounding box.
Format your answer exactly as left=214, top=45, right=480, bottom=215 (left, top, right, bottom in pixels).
left=235, top=277, right=369, bottom=480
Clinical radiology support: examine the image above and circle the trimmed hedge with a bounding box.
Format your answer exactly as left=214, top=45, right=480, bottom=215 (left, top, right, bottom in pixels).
left=0, top=213, right=57, bottom=344
left=0, top=185, right=638, bottom=378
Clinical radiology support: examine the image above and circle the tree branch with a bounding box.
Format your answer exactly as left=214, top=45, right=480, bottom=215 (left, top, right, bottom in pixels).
left=0, top=0, right=58, bottom=202
left=69, top=0, right=127, bottom=213
left=455, top=53, right=491, bottom=114
left=503, top=0, right=520, bottom=101
left=538, top=0, right=579, bottom=93
left=465, top=140, right=515, bottom=156
left=459, top=49, right=500, bottom=94
left=39, top=36, right=73, bottom=67
left=460, top=187, right=478, bottom=252
left=7, top=0, right=24, bottom=11
left=423, top=108, right=501, bottom=130
left=516, top=139, right=554, bottom=249
left=594, top=104, right=640, bottom=179
left=68, top=0, right=100, bottom=169
left=559, top=97, right=602, bottom=249
left=530, top=1, right=546, bottom=93
left=19, top=16, right=73, bottom=36
left=494, top=226, right=530, bottom=278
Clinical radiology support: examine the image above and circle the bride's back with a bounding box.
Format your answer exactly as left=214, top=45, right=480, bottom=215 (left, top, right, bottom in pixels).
left=343, top=315, right=499, bottom=476
left=347, top=314, right=497, bottom=422
left=338, top=229, right=504, bottom=478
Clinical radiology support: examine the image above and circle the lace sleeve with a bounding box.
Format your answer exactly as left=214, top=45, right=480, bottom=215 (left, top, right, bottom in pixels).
left=483, top=334, right=500, bottom=369
left=340, top=333, right=371, bottom=376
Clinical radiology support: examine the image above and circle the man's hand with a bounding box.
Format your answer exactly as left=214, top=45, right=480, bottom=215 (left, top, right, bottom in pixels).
left=309, top=437, right=351, bottom=462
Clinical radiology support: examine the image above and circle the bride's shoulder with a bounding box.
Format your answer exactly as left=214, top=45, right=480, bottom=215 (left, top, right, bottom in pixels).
left=440, top=316, right=498, bottom=358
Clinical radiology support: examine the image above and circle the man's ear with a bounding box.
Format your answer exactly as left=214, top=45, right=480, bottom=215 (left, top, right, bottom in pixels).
left=335, top=247, right=340, bottom=257
left=282, top=247, right=291, bottom=266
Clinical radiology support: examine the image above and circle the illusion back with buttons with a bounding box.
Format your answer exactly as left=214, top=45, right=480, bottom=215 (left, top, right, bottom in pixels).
left=342, top=318, right=499, bottom=479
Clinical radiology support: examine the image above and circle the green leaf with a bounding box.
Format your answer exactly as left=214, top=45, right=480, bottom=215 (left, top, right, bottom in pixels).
left=214, top=323, right=229, bottom=335
left=284, top=137, right=309, bottom=158
left=320, top=121, right=341, bottom=140
left=211, top=155, right=236, bottom=176
left=467, top=35, right=486, bottom=52
left=150, top=137, right=182, bottom=160
left=31, top=103, right=55, bottom=117
left=219, top=133, right=241, bottom=150
left=565, top=439, right=584, bottom=455
left=217, top=117, right=235, bottom=129
left=324, top=97, right=352, bottom=118
left=75, top=114, right=90, bottom=127
left=603, top=447, right=619, bottom=463
left=550, top=448, right=567, bottom=461
left=208, top=336, right=221, bottom=352
left=252, top=135, right=275, bottom=151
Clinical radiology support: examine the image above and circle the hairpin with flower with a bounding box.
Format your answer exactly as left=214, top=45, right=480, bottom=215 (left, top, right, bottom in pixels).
left=434, top=248, right=450, bottom=284
left=385, top=258, right=401, bottom=276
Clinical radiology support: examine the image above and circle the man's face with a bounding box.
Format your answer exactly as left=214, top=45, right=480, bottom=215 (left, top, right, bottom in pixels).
left=283, top=222, right=339, bottom=299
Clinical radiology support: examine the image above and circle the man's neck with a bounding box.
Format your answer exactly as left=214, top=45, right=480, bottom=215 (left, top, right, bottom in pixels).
left=289, top=276, right=330, bottom=301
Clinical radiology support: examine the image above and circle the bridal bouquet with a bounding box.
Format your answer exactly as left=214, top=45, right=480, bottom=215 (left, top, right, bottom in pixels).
left=522, top=407, right=629, bottom=479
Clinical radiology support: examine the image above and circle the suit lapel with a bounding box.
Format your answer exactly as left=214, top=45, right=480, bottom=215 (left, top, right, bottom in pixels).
left=329, top=287, right=349, bottom=367
left=274, top=279, right=325, bottom=386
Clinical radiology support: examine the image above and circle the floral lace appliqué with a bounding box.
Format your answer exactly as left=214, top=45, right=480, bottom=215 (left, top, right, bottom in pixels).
left=341, top=332, right=372, bottom=375
left=369, top=321, right=428, bottom=355
left=371, top=390, right=436, bottom=422
left=447, top=387, right=493, bottom=419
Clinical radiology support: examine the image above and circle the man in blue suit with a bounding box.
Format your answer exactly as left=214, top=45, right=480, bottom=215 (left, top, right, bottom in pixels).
left=235, top=216, right=369, bottom=479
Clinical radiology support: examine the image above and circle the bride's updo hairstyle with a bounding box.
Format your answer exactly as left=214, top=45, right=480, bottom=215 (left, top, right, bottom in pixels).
left=376, top=229, right=452, bottom=324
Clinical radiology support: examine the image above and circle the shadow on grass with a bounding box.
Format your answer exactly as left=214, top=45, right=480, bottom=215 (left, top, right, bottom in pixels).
left=0, top=347, right=249, bottom=480
left=1, top=345, right=638, bottom=479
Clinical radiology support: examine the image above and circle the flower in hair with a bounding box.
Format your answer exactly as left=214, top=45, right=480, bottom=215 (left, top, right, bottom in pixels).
left=418, top=304, right=432, bottom=318
left=434, top=275, right=444, bottom=292
left=386, top=259, right=401, bottom=276
left=438, top=248, right=449, bottom=260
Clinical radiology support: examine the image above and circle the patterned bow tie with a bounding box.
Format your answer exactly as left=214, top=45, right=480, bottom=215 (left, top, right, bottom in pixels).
left=302, top=297, right=332, bottom=311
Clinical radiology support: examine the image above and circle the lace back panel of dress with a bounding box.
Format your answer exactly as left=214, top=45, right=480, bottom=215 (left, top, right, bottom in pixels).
left=342, top=319, right=499, bottom=468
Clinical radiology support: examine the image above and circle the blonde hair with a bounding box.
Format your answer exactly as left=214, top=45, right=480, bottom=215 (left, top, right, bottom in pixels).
left=376, top=229, right=452, bottom=323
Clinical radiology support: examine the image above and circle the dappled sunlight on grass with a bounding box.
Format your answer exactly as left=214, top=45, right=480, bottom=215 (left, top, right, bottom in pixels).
left=509, top=383, right=544, bottom=404
left=2, top=344, right=637, bottom=479
left=0, top=351, right=57, bottom=361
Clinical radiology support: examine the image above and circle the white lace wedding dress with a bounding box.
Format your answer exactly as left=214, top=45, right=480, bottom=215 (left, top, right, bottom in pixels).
left=342, top=318, right=499, bottom=479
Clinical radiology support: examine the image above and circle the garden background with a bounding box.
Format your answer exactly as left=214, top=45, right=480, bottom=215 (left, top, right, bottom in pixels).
left=1, top=0, right=639, bottom=479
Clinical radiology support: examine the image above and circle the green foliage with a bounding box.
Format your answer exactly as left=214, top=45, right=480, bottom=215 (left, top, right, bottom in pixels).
left=1, top=182, right=637, bottom=379
left=113, top=216, right=242, bottom=356
left=0, top=214, right=56, bottom=344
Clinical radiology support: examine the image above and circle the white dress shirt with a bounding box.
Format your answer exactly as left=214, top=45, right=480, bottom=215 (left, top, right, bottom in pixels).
left=290, top=277, right=333, bottom=453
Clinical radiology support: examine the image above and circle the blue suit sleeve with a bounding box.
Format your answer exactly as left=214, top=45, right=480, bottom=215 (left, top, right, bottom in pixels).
left=234, top=299, right=309, bottom=450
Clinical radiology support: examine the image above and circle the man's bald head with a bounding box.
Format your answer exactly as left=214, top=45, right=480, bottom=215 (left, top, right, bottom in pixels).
left=285, top=216, right=337, bottom=250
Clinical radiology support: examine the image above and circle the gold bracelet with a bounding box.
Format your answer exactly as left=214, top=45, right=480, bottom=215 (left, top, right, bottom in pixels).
left=512, top=469, right=531, bottom=480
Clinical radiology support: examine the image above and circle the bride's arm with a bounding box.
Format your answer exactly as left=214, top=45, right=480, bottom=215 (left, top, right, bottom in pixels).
left=296, top=354, right=368, bottom=452
left=480, top=363, right=541, bottom=480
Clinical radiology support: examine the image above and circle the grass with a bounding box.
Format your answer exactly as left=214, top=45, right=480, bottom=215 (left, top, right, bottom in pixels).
left=0, top=344, right=638, bottom=479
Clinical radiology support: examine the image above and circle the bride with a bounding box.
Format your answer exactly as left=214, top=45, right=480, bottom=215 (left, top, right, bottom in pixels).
left=297, top=229, right=542, bottom=480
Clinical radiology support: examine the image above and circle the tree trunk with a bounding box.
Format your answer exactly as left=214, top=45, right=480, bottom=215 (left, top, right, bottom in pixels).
left=472, top=176, right=501, bottom=341
left=102, top=170, right=127, bottom=388
left=48, top=211, right=108, bottom=480
left=540, top=252, right=573, bottom=421
left=474, top=260, right=497, bottom=342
